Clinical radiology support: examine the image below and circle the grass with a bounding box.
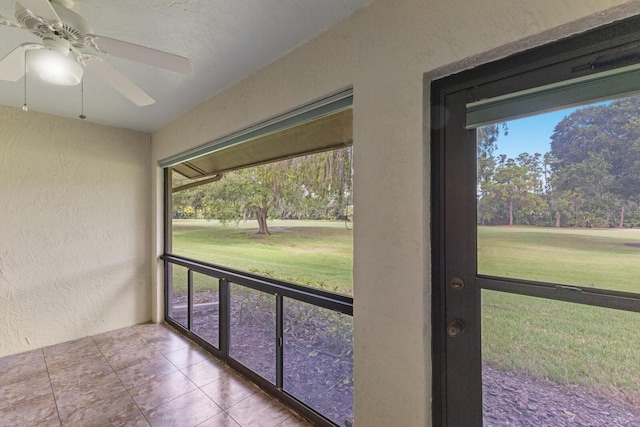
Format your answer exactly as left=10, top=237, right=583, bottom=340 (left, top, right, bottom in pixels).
left=171, top=219, right=353, bottom=295
left=483, top=290, right=640, bottom=401
left=479, top=226, right=640, bottom=402
left=170, top=219, right=640, bottom=401
left=479, top=226, right=640, bottom=292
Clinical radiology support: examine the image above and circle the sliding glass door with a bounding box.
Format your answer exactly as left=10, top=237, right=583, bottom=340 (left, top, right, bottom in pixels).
left=432, top=16, right=640, bottom=426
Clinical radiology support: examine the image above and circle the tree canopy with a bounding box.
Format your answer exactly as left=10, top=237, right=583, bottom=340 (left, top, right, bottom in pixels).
left=477, top=96, right=640, bottom=228
left=172, top=147, right=353, bottom=234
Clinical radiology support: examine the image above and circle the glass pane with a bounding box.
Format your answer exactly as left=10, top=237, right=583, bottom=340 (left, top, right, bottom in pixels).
left=229, top=283, right=276, bottom=383
left=283, top=298, right=353, bottom=427
left=477, top=96, right=640, bottom=292
left=482, top=290, right=640, bottom=426
left=192, top=272, right=219, bottom=348
left=167, top=263, right=188, bottom=329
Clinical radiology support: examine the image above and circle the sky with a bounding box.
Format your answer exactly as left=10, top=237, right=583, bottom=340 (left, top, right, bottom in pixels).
left=493, top=101, right=611, bottom=159
left=493, top=107, right=576, bottom=159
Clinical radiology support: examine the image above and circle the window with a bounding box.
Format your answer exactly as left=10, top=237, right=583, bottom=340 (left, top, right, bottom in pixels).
left=161, top=91, right=354, bottom=427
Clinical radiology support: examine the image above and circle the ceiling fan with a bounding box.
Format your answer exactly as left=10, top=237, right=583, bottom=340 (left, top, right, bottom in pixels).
left=0, top=0, right=192, bottom=106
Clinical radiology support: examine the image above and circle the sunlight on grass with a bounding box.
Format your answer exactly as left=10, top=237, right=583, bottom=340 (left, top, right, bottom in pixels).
left=480, top=226, right=640, bottom=402
left=171, top=219, right=353, bottom=295
left=483, top=290, right=640, bottom=400
left=478, top=226, right=640, bottom=292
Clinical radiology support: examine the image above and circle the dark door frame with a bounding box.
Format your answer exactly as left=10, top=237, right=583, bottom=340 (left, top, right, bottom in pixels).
left=430, top=14, right=640, bottom=426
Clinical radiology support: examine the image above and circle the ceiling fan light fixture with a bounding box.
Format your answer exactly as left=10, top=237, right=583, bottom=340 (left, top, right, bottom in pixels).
left=28, top=46, right=83, bottom=86
left=2, top=0, right=192, bottom=105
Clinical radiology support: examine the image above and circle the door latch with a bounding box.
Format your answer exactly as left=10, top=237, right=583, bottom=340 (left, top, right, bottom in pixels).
left=450, top=277, right=465, bottom=290
left=447, top=319, right=466, bottom=337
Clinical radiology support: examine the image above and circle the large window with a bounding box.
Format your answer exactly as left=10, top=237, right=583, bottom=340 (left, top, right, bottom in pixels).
left=161, top=92, right=354, bottom=427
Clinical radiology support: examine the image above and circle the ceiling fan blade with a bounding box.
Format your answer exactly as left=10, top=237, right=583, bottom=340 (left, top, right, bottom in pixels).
left=0, top=43, right=41, bottom=81
left=84, top=56, right=155, bottom=106
left=17, top=0, right=62, bottom=25
left=87, top=35, right=193, bottom=74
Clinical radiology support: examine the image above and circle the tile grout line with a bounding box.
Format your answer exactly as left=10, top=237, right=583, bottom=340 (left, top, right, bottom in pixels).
left=223, top=409, right=245, bottom=427
left=41, top=348, right=63, bottom=426
left=105, top=328, right=206, bottom=425
left=191, top=380, right=244, bottom=427
left=53, top=335, right=131, bottom=424
left=161, top=339, right=246, bottom=426
left=195, top=376, right=260, bottom=427
left=146, top=353, right=220, bottom=426
left=187, top=376, right=230, bottom=427
left=91, top=332, right=154, bottom=426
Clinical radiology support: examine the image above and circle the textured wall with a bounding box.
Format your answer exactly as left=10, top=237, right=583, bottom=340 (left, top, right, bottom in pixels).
left=0, top=106, right=151, bottom=357
left=151, top=0, right=640, bottom=425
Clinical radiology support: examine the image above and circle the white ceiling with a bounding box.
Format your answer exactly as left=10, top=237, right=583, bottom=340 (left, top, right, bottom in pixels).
left=0, top=0, right=373, bottom=133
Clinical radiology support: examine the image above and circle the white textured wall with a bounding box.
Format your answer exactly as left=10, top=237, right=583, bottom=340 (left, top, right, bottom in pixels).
left=151, top=0, right=640, bottom=425
left=0, top=106, right=151, bottom=357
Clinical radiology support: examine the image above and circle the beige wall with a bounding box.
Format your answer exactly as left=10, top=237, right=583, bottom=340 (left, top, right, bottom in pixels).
left=0, top=106, right=151, bottom=357
left=151, top=0, right=640, bottom=425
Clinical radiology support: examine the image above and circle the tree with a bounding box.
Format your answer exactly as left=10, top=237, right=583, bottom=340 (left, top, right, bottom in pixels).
left=171, top=173, right=207, bottom=219
left=477, top=124, right=507, bottom=225
left=551, top=152, right=616, bottom=226
left=542, top=152, right=572, bottom=227
left=198, top=163, right=284, bottom=235
left=549, top=96, right=640, bottom=227
left=488, top=153, right=546, bottom=226
left=195, top=148, right=353, bottom=235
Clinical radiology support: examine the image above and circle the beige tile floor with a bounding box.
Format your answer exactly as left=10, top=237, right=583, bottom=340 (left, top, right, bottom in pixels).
left=0, top=323, right=313, bottom=427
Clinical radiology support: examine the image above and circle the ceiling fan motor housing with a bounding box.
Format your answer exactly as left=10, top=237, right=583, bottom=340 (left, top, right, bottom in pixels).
left=16, top=1, right=92, bottom=47
left=41, top=36, right=72, bottom=54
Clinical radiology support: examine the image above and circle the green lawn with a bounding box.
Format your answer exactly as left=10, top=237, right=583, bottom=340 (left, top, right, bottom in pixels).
left=479, top=226, right=640, bottom=292
left=480, top=226, right=640, bottom=402
left=171, top=219, right=353, bottom=295
left=483, top=290, right=640, bottom=401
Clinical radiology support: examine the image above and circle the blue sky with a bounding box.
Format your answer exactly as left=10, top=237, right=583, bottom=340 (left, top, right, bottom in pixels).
left=493, top=101, right=612, bottom=158
left=493, top=107, right=575, bottom=158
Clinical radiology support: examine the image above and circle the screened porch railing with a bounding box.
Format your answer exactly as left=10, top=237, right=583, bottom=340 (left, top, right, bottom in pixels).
left=162, top=254, right=354, bottom=427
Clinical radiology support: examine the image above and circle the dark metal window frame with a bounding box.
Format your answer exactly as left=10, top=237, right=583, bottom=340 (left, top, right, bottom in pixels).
left=161, top=254, right=352, bottom=426
left=430, top=15, right=640, bottom=426
left=160, top=231, right=353, bottom=426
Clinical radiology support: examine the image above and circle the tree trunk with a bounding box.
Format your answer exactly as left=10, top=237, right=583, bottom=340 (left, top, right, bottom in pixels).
left=256, top=206, right=270, bottom=235
left=509, top=199, right=514, bottom=226
left=619, top=204, right=625, bottom=228
left=555, top=211, right=561, bottom=228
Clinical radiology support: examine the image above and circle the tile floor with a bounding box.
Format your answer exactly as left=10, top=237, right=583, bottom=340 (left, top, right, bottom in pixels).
left=0, top=323, right=313, bottom=427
